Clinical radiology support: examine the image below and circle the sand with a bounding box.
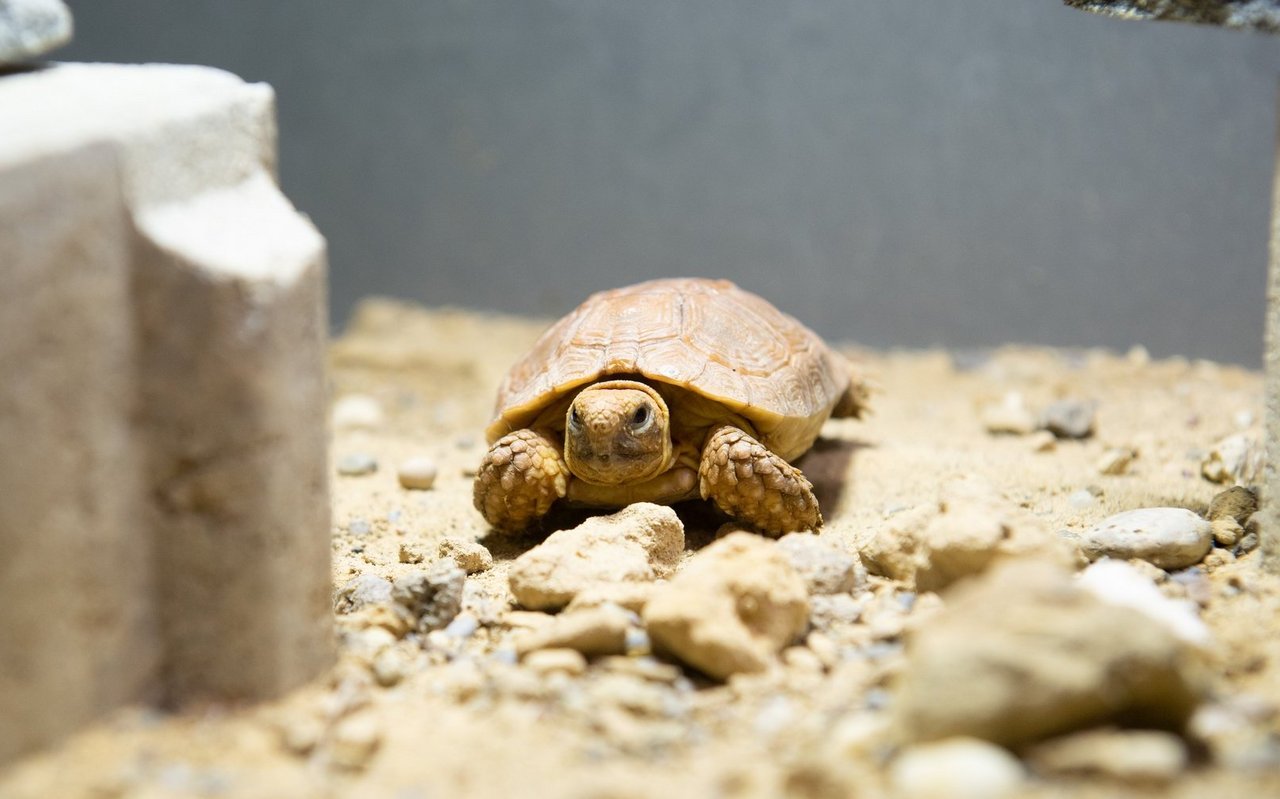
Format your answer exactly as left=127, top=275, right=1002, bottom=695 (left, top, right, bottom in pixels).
left=1, top=297, right=1277, bottom=798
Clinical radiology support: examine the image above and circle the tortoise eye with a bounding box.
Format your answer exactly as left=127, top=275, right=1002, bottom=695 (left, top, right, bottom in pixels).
left=631, top=405, right=649, bottom=427
left=569, top=407, right=583, bottom=428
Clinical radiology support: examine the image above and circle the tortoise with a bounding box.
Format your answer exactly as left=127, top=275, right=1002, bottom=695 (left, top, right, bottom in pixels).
left=473, top=277, right=868, bottom=535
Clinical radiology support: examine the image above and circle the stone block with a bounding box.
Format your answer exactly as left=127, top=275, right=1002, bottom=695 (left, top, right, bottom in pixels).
left=0, top=63, right=332, bottom=763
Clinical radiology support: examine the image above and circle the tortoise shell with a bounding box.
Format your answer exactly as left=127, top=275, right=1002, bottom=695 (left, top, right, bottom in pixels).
left=485, top=278, right=861, bottom=460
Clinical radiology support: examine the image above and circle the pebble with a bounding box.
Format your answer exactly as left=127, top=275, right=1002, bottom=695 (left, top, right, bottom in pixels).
left=1078, top=507, right=1212, bottom=570
left=279, top=714, right=325, bottom=755
left=524, top=648, right=588, bottom=677
left=0, top=0, right=73, bottom=66
left=331, top=394, right=384, bottom=430
left=347, top=518, right=371, bottom=536
left=1207, top=486, right=1257, bottom=524
left=508, top=503, right=685, bottom=611
left=1211, top=518, right=1242, bottom=548
left=980, top=393, right=1038, bottom=436
left=643, top=532, right=809, bottom=680
left=889, top=738, right=1024, bottom=799
left=398, top=541, right=427, bottom=564
left=391, top=560, right=466, bottom=633
left=328, top=712, right=381, bottom=770
left=1096, top=447, right=1136, bottom=476
left=337, top=453, right=378, bottom=477
left=1026, top=728, right=1187, bottom=784
left=437, top=537, right=493, bottom=574
left=1200, top=433, right=1264, bottom=485
left=810, top=593, right=866, bottom=628
left=774, top=533, right=865, bottom=595
left=396, top=456, right=438, bottom=490
left=1067, top=487, right=1099, bottom=510
left=334, top=574, right=393, bottom=613
left=442, top=612, right=479, bottom=640
left=371, top=647, right=414, bottom=687
left=1028, top=430, right=1057, bottom=452
left=1040, top=399, right=1096, bottom=440
left=515, top=605, right=631, bottom=657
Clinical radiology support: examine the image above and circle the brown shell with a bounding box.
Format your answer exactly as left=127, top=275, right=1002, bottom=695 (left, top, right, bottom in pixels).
left=486, top=278, right=855, bottom=457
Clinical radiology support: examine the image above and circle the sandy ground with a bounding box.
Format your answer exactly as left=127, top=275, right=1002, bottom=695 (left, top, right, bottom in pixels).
left=2, top=297, right=1279, bottom=798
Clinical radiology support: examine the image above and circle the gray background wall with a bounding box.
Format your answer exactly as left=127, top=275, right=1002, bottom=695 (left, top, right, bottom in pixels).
left=62, top=0, right=1280, bottom=364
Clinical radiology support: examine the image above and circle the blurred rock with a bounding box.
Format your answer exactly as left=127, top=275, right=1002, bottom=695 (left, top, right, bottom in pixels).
left=775, top=533, right=865, bottom=595
left=889, top=737, right=1024, bottom=799
left=391, top=560, right=465, bottom=633
left=334, top=574, right=393, bottom=614
left=894, top=558, right=1206, bottom=747
left=1040, top=399, right=1096, bottom=439
left=1025, top=728, right=1187, bottom=784
left=515, top=604, right=632, bottom=657
left=0, top=0, right=72, bottom=65
left=1207, top=486, right=1257, bottom=524
left=1077, top=559, right=1209, bottom=646
left=980, top=393, right=1037, bottom=436
left=1200, top=433, right=1264, bottom=485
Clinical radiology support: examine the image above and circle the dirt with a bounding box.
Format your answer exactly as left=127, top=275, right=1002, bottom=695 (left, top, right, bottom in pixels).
left=2, top=297, right=1278, bottom=798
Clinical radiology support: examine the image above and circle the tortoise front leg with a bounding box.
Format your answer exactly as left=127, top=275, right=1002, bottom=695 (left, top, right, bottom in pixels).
left=473, top=428, right=569, bottom=532
left=697, top=424, right=822, bottom=536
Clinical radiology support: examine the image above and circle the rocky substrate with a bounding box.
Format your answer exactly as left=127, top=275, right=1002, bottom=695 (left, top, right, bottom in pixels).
left=2, top=300, right=1278, bottom=799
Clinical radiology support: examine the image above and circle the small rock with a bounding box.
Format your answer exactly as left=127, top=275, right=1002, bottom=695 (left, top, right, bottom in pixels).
left=442, top=612, right=479, bottom=640
left=889, top=737, right=1024, bottom=799
left=508, top=503, right=685, bottom=611
left=337, top=452, right=378, bottom=477
left=396, top=456, right=438, bottom=490
left=643, top=532, right=809, bottom=680
left=334, top=574, right=393, bottom=614
left=0, top=0, right=72, bottom=66
left=894, top=558, right=1206, bottom=747
left=331, top=394, right=384, bottom=430
left=1026, top=728, right=1187, bottom=784
left=980, top=393, right=1038, bottom=436
left=1079, top=507, right=1212, bottom=569
left=524, top=648, right=588, bottom=677
left=391, top=560, right=465, bottom=633
left=809, top=593, right=866, bottom=628
left=1207, top=486, right=1257, bottom=524
left=1201, top=433, right=1264, bottom=485
left=1028, top=430, right=1057, bottom=452
left=344, top=603, right=413, bottom=638
left=1211, top=518, right=1243, bottom=548
left=515, top=605, right=632, bottom=657
left=437, top=537, right=493, bottom=574
left=1077, top=559, right=1209, bottom=646
left=775, top=533, right=866, bottom=595
left=347, top=517, right=370, bottom=536
left=1040, top=399, right=1096, bottom=440
left=1096, top=447, right=1136, bottom=476
left=1202, top=548, right=1236, bottom=571
left=565, top=582, right=654, bottom=613
left=915, top=502, right=1010, bottom=592
left=279, top=714, right=325, bottom=756
left=328, top=712, right=381, bottom=771
left=398, top=541, right=427, bottom=564
left=1067, top=488, right=1097, bottom=510
left=371, top=647, right=414, bottom=687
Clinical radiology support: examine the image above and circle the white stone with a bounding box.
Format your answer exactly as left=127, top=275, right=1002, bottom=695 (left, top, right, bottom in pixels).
left=1077, top=559, right=1210, bottom=647
left=775, top=533, right=865, bottom=594
left=890, top=738, right=1024, bottom=799
left=0, top=0, right=71, bottom=65
left=1079, top=508, right=1212, bottom=569
left=332, top=394, right=384, bottom=430
left=397, top=456, right=438, bottom=490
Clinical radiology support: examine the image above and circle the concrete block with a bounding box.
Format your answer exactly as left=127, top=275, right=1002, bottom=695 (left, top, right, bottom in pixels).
left=0, top=63, right=332, bottom=763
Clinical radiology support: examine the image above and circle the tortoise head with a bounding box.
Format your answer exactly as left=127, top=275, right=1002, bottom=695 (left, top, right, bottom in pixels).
left=564, top=380, right=673, bottom=485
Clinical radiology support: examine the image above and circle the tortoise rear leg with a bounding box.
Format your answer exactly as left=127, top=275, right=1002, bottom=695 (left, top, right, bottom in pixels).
left=473, top=428, right=569, bottom=532
left=698, top=424, right=822, bottom=536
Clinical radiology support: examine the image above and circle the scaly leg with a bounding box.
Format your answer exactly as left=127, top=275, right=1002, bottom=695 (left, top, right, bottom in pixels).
left=698, top=424, right=822, bottom=535
left=473, top=428, right=569, bottom=532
